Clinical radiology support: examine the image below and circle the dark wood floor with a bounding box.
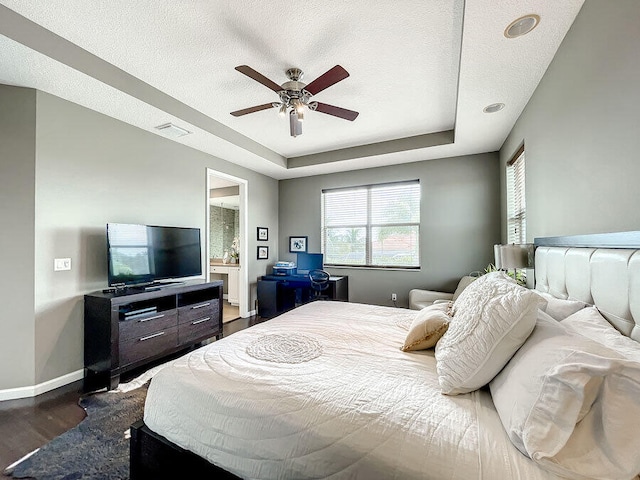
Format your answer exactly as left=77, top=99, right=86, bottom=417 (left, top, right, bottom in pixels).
left=0, top=380, right=86, bottom=477
left=0, top=316, right=266, bottom=476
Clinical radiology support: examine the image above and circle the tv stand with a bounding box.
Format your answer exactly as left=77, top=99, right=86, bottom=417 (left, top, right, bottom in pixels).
left=84, top=280, right=223, bottom=391
left=140, top=281, right=184, bottom=291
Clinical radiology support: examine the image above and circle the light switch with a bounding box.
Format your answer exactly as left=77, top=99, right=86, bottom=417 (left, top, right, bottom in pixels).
left=54, top=258, right=72, bottom=271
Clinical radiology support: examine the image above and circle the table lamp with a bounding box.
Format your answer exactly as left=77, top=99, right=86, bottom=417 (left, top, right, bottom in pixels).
left=494, top=244, right=534, bottom=284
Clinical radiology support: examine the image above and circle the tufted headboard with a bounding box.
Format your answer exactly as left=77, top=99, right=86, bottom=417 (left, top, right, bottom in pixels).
left=534, top=232, right=640, bottom=341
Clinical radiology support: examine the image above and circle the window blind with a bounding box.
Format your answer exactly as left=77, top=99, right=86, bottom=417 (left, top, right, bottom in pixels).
left=506, top=148, right=526, bottom=244
left=321, top=180, right=420, bottom=268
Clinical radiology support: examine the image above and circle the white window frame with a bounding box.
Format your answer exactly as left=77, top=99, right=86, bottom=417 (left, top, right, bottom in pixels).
left=506, top=146, right=526, bottom=244
left=321, top=180, right=420, bottom=269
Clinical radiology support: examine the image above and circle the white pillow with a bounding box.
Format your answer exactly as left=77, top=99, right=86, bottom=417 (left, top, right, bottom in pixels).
left=535, top=291, right=587, bottom=321
left=562, top=306, right=640, bottom=361
left=490, top=310, right=640, bottom=480
left=435, top=271, right=544, bottom=395
left=401, top=303, right=450, bottom=352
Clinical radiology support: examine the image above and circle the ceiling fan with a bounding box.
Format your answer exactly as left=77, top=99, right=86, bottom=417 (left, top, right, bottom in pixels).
left=230, top=65, right=359, bottom=137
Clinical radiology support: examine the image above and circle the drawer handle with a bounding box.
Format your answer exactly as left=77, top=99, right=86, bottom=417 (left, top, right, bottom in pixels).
left=191, top=317, right=211, bottom=325
left=191, top=302, right=211, bottom=310
left=138, top=314, right=165, bottom=323
left=139, top=331, right=165, bottom=342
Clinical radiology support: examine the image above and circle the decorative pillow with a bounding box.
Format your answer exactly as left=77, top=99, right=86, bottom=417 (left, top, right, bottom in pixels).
left=534, top=291, right=587, bottom=321
left=435, top=271, right=544, bottom=395
left=401, top=303, right=451, bottom=352
left=490, top=310, right=640, bottom=480
left=562, top=306, right=640, bottom=361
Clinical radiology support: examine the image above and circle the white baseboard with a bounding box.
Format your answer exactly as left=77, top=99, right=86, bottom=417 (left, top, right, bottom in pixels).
left=0, top=369, right=84, bottom=402
left=244, top=309, right=256, bottom=318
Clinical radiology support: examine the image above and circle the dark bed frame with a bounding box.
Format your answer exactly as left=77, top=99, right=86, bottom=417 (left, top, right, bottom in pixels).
left=130, top=420, right=240, bottom=479
left=130, top=231, right=640, bottom=479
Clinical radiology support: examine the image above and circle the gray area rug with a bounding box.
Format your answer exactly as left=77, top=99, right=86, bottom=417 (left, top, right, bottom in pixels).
left=8, top=386, right=147, bottom=480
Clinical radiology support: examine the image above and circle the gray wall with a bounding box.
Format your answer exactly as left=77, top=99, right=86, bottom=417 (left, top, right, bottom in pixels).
left=279, top=153, right=501, bottom=307
left=0, top=87, right=278, bottom=389
left=500, top=0, right=640, bottom=240
left=0, top=85, right=37, bottom=389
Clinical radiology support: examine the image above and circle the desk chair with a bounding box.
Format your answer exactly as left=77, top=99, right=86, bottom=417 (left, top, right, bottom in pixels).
left=309, top=269, right=330, bottom=301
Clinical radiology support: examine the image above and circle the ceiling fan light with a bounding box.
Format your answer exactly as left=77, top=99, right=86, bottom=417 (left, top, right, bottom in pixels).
left=292, top=99, right=304, bottom=113
left=289, top=111, right=302, bottom=137
left=297, top=108, right=304, bottom=122
left=278, top=104, right=287, bottom=116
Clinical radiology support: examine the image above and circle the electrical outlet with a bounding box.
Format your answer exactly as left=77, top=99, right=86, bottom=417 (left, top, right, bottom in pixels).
left=391, top=293, right=397, bottom=301
left=54, top=258, right=72, bottom=271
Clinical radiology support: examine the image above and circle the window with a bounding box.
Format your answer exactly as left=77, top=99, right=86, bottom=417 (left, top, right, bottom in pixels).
left=506, top=146, right=526, bottom=244
left=321, top=180, right=420, bottom=268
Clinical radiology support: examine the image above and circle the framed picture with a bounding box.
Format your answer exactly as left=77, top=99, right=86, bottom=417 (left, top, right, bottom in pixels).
left=289, top=236, right=308, bottom=253
left=257, top=246, right=269, bottom=260
left=257, top=227, right=268, bottom=241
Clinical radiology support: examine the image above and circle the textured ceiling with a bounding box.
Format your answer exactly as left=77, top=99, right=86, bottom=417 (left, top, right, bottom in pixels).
left=0, top=0, right=584, bottom=179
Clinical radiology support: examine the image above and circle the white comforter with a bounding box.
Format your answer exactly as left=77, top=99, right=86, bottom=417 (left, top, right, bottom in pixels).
left=144, top=301, right=561, bottom=480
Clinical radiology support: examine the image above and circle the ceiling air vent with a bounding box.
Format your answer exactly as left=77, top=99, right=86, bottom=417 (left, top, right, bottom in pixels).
left=154, top=123, right=192, bottom=138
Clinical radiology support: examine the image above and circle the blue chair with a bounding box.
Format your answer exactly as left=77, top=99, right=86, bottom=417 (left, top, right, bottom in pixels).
left=308, top=269, right=330, bottom=300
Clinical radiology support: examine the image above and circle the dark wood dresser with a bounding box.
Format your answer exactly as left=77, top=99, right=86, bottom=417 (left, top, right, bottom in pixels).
left=84, top=280, right=223, bottom=391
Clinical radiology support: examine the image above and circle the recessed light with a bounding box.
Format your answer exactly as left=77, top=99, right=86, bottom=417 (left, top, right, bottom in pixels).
left=483, top=103, right=505, bottom=113
left=154, top=123, right=192, bottom=138
left=505, top=14, right=540, bottom=38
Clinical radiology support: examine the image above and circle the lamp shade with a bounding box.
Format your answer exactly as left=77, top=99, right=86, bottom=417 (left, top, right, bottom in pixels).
left=494, top=244, right=503, bottom=269
left=499, top=244, right=534, bottom=269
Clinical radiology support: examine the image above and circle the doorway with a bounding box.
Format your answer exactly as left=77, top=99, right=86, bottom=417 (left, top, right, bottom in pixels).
left=206, top=169, right=249, bottom=320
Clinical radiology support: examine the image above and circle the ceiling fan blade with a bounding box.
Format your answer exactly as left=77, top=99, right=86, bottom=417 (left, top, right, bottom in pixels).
left=304, top=65, right=350, bottom=95
left=230, top=103, right=276, bottom=117
left=235, top=65, right=282, bottom=92
left=314, top=102, right=359, bottom=121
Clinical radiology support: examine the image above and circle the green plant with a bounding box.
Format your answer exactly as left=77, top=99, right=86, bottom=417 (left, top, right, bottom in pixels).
left=483, top=263, right=527, bottom=286
left=484, top=263, right=498, bottom=274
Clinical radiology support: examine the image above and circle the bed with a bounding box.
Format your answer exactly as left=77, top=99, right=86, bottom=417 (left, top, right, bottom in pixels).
left=131, top=232, right=640, bottom=480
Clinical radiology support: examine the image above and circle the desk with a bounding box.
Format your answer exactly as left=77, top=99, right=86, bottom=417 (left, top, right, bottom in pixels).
left=258, top=275, right=348, bottom=318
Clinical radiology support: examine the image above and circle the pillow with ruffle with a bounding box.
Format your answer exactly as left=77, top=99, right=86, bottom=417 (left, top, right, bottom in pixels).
left=401, top=302, right=451, bottom=352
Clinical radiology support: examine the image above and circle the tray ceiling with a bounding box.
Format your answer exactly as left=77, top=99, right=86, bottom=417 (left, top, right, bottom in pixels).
left=0, top=0, right=584, bottom=179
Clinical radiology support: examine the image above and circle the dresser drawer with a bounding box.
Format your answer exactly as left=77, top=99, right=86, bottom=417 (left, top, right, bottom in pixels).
left=119, top=310, right=178, bottom=342
left=210, top=265, right=230, bottom=275
left=119, top=326, right=178, bottom=367
left=178, top=316, right=220, bottom=345
left=178, top=300, right=219, bottom=325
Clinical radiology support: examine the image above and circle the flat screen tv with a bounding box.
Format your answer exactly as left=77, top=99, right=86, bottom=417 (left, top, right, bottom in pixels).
left=107, top=223, right=202, bottom=287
